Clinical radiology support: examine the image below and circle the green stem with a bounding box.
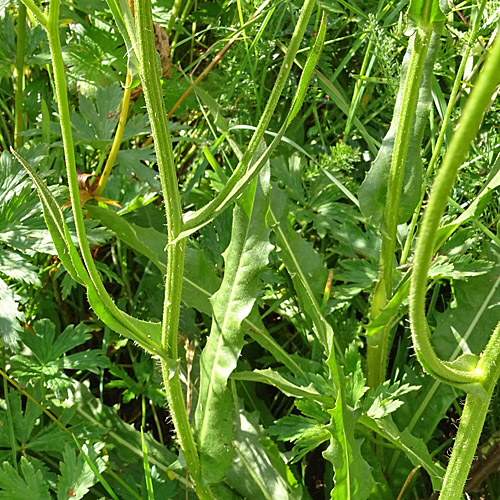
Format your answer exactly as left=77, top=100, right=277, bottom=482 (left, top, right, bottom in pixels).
left=367, top=26, right=432, bottom=389
left=19, top=0, right=47, bottom=26
left=134, top=1, right=212, bottom=498
left=182, top=0, right=316, bottom=234
left=438, top=321, right=500, bottom=500
left=409, top=27, right=500, bottom=386
left=166, top=0, right=183, bottom=37
left=381, top=28, right=431, bottom=305
left=400, top=0, right=488, bottom=265
left=14, top=2, right=26, bottom=149
left=45, top=2, right=124, bottom=316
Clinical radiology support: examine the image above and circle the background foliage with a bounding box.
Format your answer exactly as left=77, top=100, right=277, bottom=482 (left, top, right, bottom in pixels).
left=1, top=0, right=500, bottom=498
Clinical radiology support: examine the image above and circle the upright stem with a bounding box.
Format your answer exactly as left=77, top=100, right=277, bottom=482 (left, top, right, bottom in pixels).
left=45, top=1, right=126, bottom=320
left=134, top=1, right=212, bottom=498
left=400, top=0, right=489, bottom=265
left=367, top=27, right=432, bottom=389
left=14, top=3, right=26, bottom=149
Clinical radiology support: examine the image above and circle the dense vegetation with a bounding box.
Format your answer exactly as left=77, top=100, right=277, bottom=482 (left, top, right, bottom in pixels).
left=1, top=0, right=500, bottom=498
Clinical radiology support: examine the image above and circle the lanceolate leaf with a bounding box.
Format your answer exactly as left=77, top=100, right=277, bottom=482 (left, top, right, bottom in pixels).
left=435, top=165, right=500, bottom=249
left=194, top=162, right=273, bottom=484
left=104, top=0, right=141, bottom=88
left=225, top=411, right=304, bottom=500
left=358, top=21, right=443, bottom=230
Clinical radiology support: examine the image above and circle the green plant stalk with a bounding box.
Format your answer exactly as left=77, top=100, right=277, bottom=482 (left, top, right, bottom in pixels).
left=19, top=0, right=47, bottom=26
left=166, top=0, right=183, bottom=37
left=14, top=2, right=26, bottom=149
left=94, top=70, right=132, bottom=196
left=400, top=0, right=488, bottom=265
left=43, top=1, right=138, bottom=331
left=438, top=321, right=500, bottom=500
left=182, top=0, right=316, bottom=233
left=134, top=1, right=213, bottom=498
left=409, top=27, right=500, bottom=386
left=367, top=26, right=432, bottom=389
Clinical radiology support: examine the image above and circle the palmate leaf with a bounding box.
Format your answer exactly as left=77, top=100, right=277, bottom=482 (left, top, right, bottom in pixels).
left=10, top=319, right=109, bottom=399
left=57, top=443, right=106, bottom=500
left=0, top=457, right=50, bottom=500
left=194, top=162, right=273, bottom=484
left=0, top=277, right=24, bottom=349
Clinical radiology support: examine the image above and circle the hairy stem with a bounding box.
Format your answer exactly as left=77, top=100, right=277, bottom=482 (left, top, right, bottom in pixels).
left=182, top=0, right=316, bottom=233
left=14, top=2, right=26, bottom=149
left=409, top=27, right=500, bottom=386
left=367, top=26, right=432, bottom=389
left=439, top=321, right=500, bottom=500
left=400, top=0, right=489, bottom=265
left=134, top=0, right=213, bottom=497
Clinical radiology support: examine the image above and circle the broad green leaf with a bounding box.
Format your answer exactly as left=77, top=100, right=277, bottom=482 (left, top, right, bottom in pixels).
left=359, top=415, right=445, bottom=490
left=394, top=268, right=500, bottom=444
left=432, top=267, right=500, bottom=364
left=86, top=204, right=221, bottom=315
left=87, top=204, right=304, bottom=374
left=358, top=24, right=443, bottom=229
left=408, top=0, right=446, bottom=27
left=86, top=205, right=167, bottom=271
left=230, top=369, right=333, bottom=405
left=194, top=162, right=272, bottom=483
